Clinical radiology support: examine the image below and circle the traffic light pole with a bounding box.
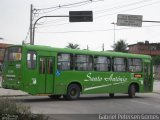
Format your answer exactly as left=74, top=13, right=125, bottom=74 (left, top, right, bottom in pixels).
left=143, top=20, right=160, bottom=23
left=31, top=11, right=93, bottom=45
left=32, top=15, right=69, bottom=45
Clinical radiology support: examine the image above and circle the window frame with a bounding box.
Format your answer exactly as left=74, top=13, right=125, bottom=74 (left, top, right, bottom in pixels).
left=4, top=46, right=22, bottom=62
left=57, top=53, right=73, bottom=71
left=47, top=57, right=54, bottom=74
left=94, top=55, right=111, bottom=72
left=113, top=57, right=127, bottom=72
left=39, top=57, right=46, bottom=74
left=27, top=50, right=37, bottom=69
left=75, top=54, right=93, bottom=71
left=128, top=58, right=143, bottom=72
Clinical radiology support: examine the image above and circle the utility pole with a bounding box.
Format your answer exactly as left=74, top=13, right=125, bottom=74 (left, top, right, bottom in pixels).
left=111, top=22, right=116, bottom=44
left=87, top=45, right=89, bottom=50
left=30, top=4, right=33, bottom=45
left=102, top=43, right=104, bottom=51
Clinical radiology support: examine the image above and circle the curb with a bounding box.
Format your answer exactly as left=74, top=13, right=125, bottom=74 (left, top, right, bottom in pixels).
left=0, top=94, right=30, bottom=97
left=153, top=92, right=160, bottom=94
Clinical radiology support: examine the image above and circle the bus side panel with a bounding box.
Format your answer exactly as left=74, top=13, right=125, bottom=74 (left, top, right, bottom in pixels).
left=82, top=72, right=131, bottom=94
left=54, top=71, right=131, bottom=95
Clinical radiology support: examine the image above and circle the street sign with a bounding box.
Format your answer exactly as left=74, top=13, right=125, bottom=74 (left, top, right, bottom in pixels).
left=117, top=14, right=143, bottom=27
left=69, top=11, right=93, bottom=22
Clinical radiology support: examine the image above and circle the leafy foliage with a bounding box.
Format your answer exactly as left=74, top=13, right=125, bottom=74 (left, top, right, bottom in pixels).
left=152, top=55, right=160, bottom=65
left=112, top=39, right=128, bottom=52
left=66, top=43, right=80, bottom=49
left=0, top=98, right=48, bottom=120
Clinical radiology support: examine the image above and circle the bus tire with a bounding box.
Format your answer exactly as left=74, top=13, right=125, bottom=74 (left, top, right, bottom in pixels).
left=128, top=84, right=136, bottom=98
left=109, top=93, right=114, bottom=98
left=49, top=95, right=61, bottom=99
left=64, top=84, right=80, bottom=100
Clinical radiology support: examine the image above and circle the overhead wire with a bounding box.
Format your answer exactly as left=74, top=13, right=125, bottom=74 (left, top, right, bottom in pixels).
left=37, top=23, right=70, bottom=28
left=31, top=0, right=160, bottom=39
left=94, top=0, right=155, bottom=14
left=24, top=10, right=38, bottom=43
left=35, top=0, right=160, bottom=28
left=36, top=0, right=90, bottom=10
left=37, top=18, right=67, bottom=25
left=24, top=28, right=30, bottom=42
left=36, top=24, right=160, bottom=34
left=95, top=0, right=160, bottom=19
left=35, top=0, right=103, bottom=14
left=32, top=0, right=103, bottom=29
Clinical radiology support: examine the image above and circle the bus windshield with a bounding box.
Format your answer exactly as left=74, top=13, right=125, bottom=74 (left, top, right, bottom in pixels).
left=4, top=46, right=22, bottom=61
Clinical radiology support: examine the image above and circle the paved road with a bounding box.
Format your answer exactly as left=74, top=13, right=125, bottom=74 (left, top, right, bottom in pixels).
left=2, top=93, right=160, bottom=120
left=10, top=93, right=160, bottom=114
left=9, top=93, right=160, bottom=120
left=1, top=77, right=160, bottom=120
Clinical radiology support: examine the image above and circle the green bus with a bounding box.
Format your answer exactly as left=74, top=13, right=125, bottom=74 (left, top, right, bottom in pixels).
left=2, top=45, right=153, bottom=100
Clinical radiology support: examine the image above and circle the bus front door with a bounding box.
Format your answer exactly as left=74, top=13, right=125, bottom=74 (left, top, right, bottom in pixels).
left=38, top=56, right=54, bottom=94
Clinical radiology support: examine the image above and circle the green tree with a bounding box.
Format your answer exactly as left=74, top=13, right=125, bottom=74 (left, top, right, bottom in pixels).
left=112, top=39, right=128, bottom=52
left=152, top=55, right=160, bottom=65
left=66, top=43, right=80, bottom=49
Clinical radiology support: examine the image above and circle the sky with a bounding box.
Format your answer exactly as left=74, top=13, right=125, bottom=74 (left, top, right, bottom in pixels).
left=0, top=0, right=160, bottom=51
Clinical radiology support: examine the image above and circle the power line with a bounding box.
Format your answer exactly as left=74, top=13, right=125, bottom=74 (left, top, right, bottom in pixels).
left=37, top=18, right=67, bottom=26
left=36, top=24, right=160, bottom=34
left=95, top=0, right=160, bottom=19
left=35, top=0, right=160, bottom=28
left=35, top=0, right=103, bottom=14
left=37, top=22, right=70, bottom=28
left=31, top=0, right=103, bottom=30
left=37, top=0, right=90, bottom=10
left=30, top=0, right=160, bottom=41
left=94, top=0, right=155, bottom=14
left=34, top=0, right=146, bottom=25
left=24, top=27, right=30, bottom=42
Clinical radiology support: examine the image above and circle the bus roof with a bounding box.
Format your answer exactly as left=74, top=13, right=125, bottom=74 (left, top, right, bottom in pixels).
left=10, top=44, right=152, bottom=59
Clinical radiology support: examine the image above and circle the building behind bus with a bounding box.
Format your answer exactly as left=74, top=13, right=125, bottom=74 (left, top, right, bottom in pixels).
left=128, top=41, right=160, bottom=80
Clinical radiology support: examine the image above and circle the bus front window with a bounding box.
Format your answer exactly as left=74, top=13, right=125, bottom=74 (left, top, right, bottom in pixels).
left=4, top=47, right=22, bottom=61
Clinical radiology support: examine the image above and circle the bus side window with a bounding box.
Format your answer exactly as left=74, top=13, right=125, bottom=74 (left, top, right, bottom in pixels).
left=75, top=55, right=93, bottom=71
left=48, top=58, right=53, bottom=74
left=39, top=58, right=46, bottom=74
left=58, top=53, right=71, bottom=70
left=113, top=57, right=126, bottom=72
left=94, top=56, right=111, bottom=71
left=27, top=51, right=36, bottom=69
left=128, top=58, right=142, bottom=72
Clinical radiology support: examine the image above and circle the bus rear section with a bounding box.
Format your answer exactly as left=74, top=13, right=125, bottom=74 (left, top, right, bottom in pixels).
left=2, top=46, right=22, bottom=90
left=143, top=59, right=153, bottom=93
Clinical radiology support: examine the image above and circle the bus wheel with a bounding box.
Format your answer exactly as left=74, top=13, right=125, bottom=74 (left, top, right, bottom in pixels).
left=64, top=84, right=80, bottom=100
left=109, top=93, right=114, bottom=98
left=128, top=84, right=136, bottom=98
left=49, top=95, right=61, bottom=99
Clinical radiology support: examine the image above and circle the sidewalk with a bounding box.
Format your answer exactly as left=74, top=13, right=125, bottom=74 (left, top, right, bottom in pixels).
left=0, top=77, right=28, bottom=97
left=0, top=88, right=28, bottom=97
left=153, top=80, right=160, bottom=93
left=0, top=80, right=159, bottom=97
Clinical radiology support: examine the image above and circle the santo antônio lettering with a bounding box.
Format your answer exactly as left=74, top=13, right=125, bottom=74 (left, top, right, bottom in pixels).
left=84, top=72, right=128, bottom=82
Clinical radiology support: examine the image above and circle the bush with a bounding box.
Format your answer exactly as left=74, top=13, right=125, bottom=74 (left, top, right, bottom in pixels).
left=0, top=97, right=48, bottom=120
